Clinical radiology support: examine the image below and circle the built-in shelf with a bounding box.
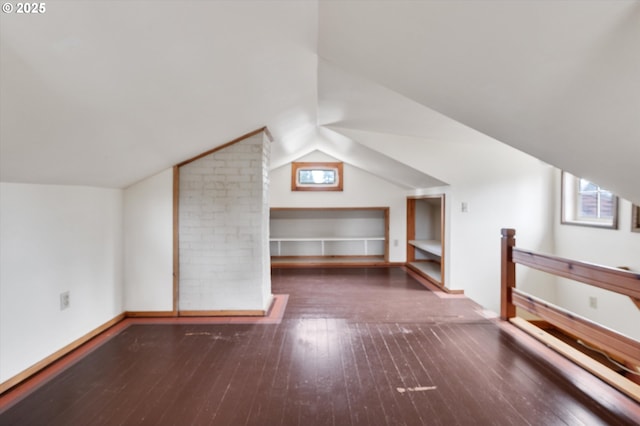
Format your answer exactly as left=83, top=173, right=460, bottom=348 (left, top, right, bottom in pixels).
left=271, top=256, right=387, bottom=267
left=270, top=237, right=385, bottom=256
left=407, top=195, right=445, bottom=287
left=408, top=239, right=442, bottom=257
left=270, top=237, right=385, bottom=242
left=407, top=261, right=442, bottom=282
left=270, top=207, right=389, bottom=265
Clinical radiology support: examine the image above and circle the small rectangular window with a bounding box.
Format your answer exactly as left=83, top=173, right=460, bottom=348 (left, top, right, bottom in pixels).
left=298, top=169, right=337, bottom=185
left=291, top=162, right=343, bottom=191
left=561, top=171, right=618, bottom=229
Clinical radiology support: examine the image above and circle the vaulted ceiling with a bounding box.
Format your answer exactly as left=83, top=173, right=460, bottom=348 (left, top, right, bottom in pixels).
left=1, top=1, right=638, bottom=202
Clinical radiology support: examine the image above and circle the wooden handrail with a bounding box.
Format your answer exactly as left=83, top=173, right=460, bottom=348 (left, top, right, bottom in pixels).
left=500, top=228, right=640, bottom=319
left=512, top=248, right=640, bottom=300
left=500, top=228, right=640, bottom=402
left=511, top=289, right=640, bottom=367
left=500, top=229, right=516, bottom=320
left=500, top=228, right=640, bottom=396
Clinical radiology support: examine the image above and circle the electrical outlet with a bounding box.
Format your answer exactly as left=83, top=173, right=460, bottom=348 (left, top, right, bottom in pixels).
left=60, top=291, right=70, bottom=311
left=588, top=296, right=597, bottom=309
left=461, top=202, right=469, bottom=213
left=393, top=239, right=399, bottom=247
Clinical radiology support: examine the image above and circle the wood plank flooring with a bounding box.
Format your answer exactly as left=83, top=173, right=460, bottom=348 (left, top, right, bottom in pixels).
left=1, top=267, right=638, bottom=425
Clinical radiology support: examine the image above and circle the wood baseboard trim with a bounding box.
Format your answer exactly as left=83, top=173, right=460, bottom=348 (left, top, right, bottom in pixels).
left=179, top=309, right=266, bottom=317
left=404, top=265, right=464, bottom=296
left=509, top=316, right=640, bottom=403
left=125, top=311, right=177, bottom=318
left=271, top=261, right=404, bottom=269
left=0, top=313, right=126, bottom=395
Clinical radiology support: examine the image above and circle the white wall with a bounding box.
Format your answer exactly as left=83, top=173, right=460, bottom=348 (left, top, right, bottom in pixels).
left=444, top=164, right=557, bottom=309
left=270, top=151, right=408, bottom=262
left=0, top=183, right=123, bottom=383
left=553, top=172, right=640, bottom=340
left=348, top=129, right=557, bottom=313
left=123, top=169, right=174, bottom=312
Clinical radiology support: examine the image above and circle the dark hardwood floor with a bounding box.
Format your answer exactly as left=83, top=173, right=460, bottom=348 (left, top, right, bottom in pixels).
left=1, top=267, right=638, bottom=425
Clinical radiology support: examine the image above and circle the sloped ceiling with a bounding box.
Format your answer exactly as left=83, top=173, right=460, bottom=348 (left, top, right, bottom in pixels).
left=1, top=1, right=318, bottom=187
left=318, top=0, right=640, bottom=203
left=1, top=1, right=638, bottom=202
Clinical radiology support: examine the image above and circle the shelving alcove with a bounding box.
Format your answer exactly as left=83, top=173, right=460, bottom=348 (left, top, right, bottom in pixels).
left=406, top=194, right=446, bottom=289
left=269, top=207, right=389, bottom=267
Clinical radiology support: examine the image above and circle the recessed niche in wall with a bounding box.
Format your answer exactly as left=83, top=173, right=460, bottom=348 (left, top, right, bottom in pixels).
left=406, top=195, right=445, bottom=288
left=269, top=207, right=389, bottom=266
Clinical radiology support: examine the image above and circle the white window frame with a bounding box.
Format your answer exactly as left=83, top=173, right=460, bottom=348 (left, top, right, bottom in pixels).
left=561, top=171, right=618, bottom=229
left=632, top=204, right=640, bottom=233
left=291, top=162, right=343, bottom=192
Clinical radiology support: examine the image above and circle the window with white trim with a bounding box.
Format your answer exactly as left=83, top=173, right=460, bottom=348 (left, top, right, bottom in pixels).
left=632, top=204, right=640, bottom=233
left=291, top=162, right=343, bottom=191
left=561, top=171, right=618, bottom=228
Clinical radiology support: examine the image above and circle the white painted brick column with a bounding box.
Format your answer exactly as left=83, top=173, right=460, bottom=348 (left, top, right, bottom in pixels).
left=178, top=132, right=272, bottom=312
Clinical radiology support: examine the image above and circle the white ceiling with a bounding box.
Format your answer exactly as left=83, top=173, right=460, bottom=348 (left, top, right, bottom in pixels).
left=1, top=1, right=318, bottom=187
left=1, top=1, right=638, bottom=202
left=318, top=0, right=640, bottom=202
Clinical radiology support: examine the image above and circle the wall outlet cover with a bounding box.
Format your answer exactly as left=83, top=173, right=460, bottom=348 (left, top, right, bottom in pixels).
left=60, top=291, right=70, bottom=310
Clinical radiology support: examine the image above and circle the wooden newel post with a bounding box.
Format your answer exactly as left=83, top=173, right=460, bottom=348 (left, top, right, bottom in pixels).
left=500, top=228, right=516, bottom=320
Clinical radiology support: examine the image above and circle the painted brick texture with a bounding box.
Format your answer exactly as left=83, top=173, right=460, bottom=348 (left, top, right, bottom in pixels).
left=178, top=133, right=271, bottom=311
